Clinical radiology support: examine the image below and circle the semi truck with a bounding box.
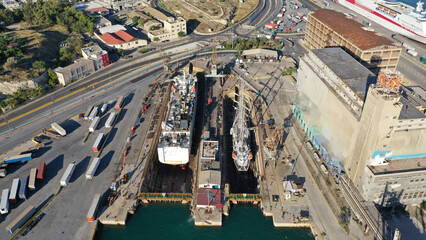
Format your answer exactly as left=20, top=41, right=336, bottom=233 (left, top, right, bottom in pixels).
left=88, top=107, right=99, bottom=121
left=86, top=194, right=101, bottom=222
left=19, top=177, right=28, bottom=200
left=115, top=96, right=124, bottom=109
left=0, top=189, right=9, bottom=214
left=51, top=122, right=66, bottom=136
left=36, top=162, right=46, bottom=181
left=3, top=153, right=32, bottom=164
left=105, top=113, right=116, bottom=128
left=92, top=133, right=104, bottom=152
left=403, top=42, right=415, bottom=51
left=9, top=178, right=20, bottom=203
left=60, top=163, right=76, bottom=187
left=89, top=117, right=100, bottom=133
left=6, top=205, right=36, bottom=234
left=28, top=168, right=37, bottom=190
left=84, top=106, right=94, bottom=120
left=86, top=158, right=101, bottom=179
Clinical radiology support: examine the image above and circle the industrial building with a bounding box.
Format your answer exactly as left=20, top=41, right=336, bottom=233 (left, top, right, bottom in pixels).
left=54, top=59, right=96, bottom=86
left=294, top=48, right=426, bottom=206
left=304, top=9, right=402, bottom=73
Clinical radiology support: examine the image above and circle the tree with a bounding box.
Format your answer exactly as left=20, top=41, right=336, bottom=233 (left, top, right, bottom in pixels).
left=138, top=48, right=149, bottom=54
left=32, top=60, right=46, bottom=70
left=150, top=25, right=160, bottom=31
left=178, top=31, right=184, bottom=37
left=48, top=68, right=58, bottom=87
left=118, top=49, right=125, bottom=58
left=138, top=18, right=146, bottom=27
left=132, top=16, right=140, bottom=24
left=114, top=16, right=121, bottom=24
left=4, top=56, right=18, bottom=70
left=153, top=37, right=159, bottom=42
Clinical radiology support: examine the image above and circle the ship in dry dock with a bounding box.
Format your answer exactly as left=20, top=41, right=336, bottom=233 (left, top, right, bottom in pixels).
left=157, top=71, right=198, bottom=166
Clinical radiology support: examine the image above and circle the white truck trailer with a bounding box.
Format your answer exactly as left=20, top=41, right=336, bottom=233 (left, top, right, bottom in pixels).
left=51, top=122, right=66, bottom=136
left=0, top=189, right=9, bottom=214
left=28, top=168, right=37, bottom=190
left=60, top=163, right=75, bottom=187
left=89, top=117, right=100, bottom=133
left=105, top=112, right=116, bottom=128
left=88, top=107, right=98, bottom=121
left=86, top=158, right=101, bottom=179
left=86, top=194, right=101, bottom=221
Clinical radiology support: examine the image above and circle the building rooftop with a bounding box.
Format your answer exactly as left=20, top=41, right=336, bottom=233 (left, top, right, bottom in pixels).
left=84, top=7, right=109, bottom=13
left=99, top=25, right=126, bottom=34
left=73, top=2, right=103, bottom=11
left=138, top=5, right=168, bottom=21
left=312, top=48, right=375, bottom=100
left=54, top=59, right=93, bottom=74
left=310, top=9, right=397, bottom=51
left=81, top=45, right=106, bottom=59
left=196, top=189, right=222, bottom=209
left=100, top=30, right=137, bottom=45
left=368, top=156, right=426, bottom=175
left=202, top=141, right=218, bottom=159
left=398, top=96, right=425, bottom=119
left=128, top=11, right=152, bottom=21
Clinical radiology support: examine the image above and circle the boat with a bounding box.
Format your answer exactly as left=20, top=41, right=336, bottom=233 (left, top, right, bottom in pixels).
left=230, top=86, right=253, bottom=172
left=157, top=71, right=197, bottom=165
left=338, top=0, right=426, bottom=44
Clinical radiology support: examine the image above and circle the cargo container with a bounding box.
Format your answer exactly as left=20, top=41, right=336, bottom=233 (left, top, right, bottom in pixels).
left=86, top=194, right=101, bottom=221
left=51, top=122, right=66, bottom=136
left=105, top=113, right=116, bottom=128
left=60, top=163, right=75, bottom=187
left=92, top=133, right=104, bottom=152
left=9, top=178, right=19, bottom=203
left=84, top=106, right=94, bottom=120
left=0, top=189, right=9, bottom=214
left=19, top=177, right=28, bottom=200
left=86, top=158, right=101, bottom=179
left=0, top=169, right=6, bottom=178
left=89, top=117, right=100, bottom=133
left=348, top=13, right=357, bottom=19
left=28, top=168, right=37, bottom=190
left=3, top=153, right=32, bottom=164
left=115, top=96, right=124, bottom=109
left=36, top=162, right=46, bottom=181
left=100, top=103, right=108, bottom=113
left=6, top=205, right=35, bottom=234
left=88, top=107, right=99, bottom=121
left=407, top=49, right=418, bottom=57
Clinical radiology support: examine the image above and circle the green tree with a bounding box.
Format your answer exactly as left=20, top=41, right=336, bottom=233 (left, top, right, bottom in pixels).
left=178, top=31, right=184, bottom=37
left=132, top=16, right=140, bottom=24
left=153, top=37, right=159, bottom=42
left=114, top=16, right=121, bottom=24
left=47, top=68, right=58, bottom=87
left=138, top=48, right=149, bottom=54
left=138, top=18, right=146, bottom=27
left=118, top=49, right=125, bottom=58
left=32, top=60, right=46, bottom=70
left=150, top=25, right=160, bottom=31
left=4, top=56, right=18, bottom=70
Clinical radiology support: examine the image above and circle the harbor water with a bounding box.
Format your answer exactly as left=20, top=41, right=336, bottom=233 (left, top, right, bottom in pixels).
left=95, top=204, right=314, bottom=240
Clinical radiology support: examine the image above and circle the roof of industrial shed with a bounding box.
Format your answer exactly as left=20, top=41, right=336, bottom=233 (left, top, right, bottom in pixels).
left=100, top=30, right=137, bottom=45
left=312, top=48, right=375, bottom=100
left=310, top=9, right=396, bottom=51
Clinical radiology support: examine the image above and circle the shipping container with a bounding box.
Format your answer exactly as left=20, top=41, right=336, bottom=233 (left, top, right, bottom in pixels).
left=51, top=122, right=66, bottom=136
left=115, top=96, right=124, bottom=109
left=100, top=103, right=108, bottom=113
left=348, top=13, right=357, bottom=19
left=0, top=189, right=9, bottom=214
left=84, top=106, right=94, bottom=120
left=92, top=133, right=104, bottom=152
left=86, top=158, right=101, bottom=179
left=60, top=163, right=75, bottom=187
left=3, top=154, right=32, bottom=164
left=89, top=117, right=100, bottom=133
left=19, top=177, right=28, bottom=200
left=6, top=205, right=35, bottom=234
left=36, top=162, right=46, bottom=181
left=28, top=168, right=37, bottom=190
left=86, top=194, right=101, bottom=221
left=9, top=178, right=19, bottom=203
left=105, top=113, right=116, bottom=128
left=0, top=169, right=6, bottom=178
left=88, top=107, right=99, bottom=121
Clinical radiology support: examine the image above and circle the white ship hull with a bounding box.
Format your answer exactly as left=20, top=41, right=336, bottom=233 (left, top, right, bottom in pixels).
left=338, top=0, right=426, bottom=44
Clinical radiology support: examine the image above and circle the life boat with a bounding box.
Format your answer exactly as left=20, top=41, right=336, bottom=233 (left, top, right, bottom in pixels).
left=232, top=152, right=236, bottom=159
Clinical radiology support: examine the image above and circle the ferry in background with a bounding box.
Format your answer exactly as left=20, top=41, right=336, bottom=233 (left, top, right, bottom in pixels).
left=157, top=71, right=197, bottom=166
left=338, top=0, right=426, bottom=44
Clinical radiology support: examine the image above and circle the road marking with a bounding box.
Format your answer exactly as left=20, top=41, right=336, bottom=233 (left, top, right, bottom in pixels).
left=401, top=54, right=426, bottom=70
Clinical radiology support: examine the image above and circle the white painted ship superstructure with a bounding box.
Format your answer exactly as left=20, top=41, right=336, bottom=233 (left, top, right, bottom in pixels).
left=338, top=0, right=426, bottom=44
left=158, top=72, right=197, bottom=165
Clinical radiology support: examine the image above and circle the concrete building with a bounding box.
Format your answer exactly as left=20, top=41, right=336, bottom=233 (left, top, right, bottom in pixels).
left=242, top=49, right=278, bottom=61
left=98, top=0, right=137, bottom=10
left=94, top=16, right=112, bottom=29
left=81, top=45, right=110, bottom=70
left=98, top=29, right=147, bottom=50
left=54, top=59, right=95, bottom=86
left=304, top=9, right=402, bottom=73
left=294, top=48, right=426, bottom=206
